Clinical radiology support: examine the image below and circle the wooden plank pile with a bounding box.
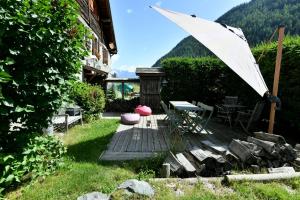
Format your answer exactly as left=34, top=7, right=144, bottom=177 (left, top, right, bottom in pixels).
left=163, top=132, right=299, bottom=177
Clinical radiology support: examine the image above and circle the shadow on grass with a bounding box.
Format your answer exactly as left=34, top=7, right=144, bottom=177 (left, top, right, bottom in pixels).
left=67, top=131, right=115, bottom=163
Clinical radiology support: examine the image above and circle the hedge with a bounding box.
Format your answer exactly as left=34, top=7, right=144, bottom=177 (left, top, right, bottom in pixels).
left=161, top=36, right=300, bottom=134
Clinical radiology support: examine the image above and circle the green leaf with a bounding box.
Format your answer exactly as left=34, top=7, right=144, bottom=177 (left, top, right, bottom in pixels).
left=5, top=174, right=15, bottom=183
left=31, top=14, right=38, bottom=18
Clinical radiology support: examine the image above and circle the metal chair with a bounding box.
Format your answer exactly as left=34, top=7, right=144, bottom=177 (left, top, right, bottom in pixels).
left=215, top=105, right=235, bottom=127
left=234, top=101, right=265, bottom=133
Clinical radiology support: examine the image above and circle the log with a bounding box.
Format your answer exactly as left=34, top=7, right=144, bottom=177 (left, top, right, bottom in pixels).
left=268, top=167, right=295, bottom=174
left=224, top=150, right=240, bottom=164
left=224, top=172, right=300, bottom=184
left=247, top=136, right=280, bottom=156
left=254, top=131, right=286, bottom=144
left=164, top=151, right=183, bottom=174
left=279, top=144, right=297, bottom=162
left=295, top=144, right=300, bottom=151
left=240, top=140, right=265, bottom=157
left=200, top=140, right=228, bottom=154
left=176, top=153, right=196, bottom=174
left=228, top=139, right=253, bottom=162
left=161, top=163, right=170, bottom=178
left=183, top=152, right=205, bottom=174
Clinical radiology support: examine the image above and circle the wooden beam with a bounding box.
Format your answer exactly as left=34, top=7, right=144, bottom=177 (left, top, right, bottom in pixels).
left=268, top=26, right=285, bottom=134
left=121, top=81, right=125, bottom=100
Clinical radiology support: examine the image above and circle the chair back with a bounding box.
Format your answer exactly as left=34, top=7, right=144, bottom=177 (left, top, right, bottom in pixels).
left=251, top=101, right=265, bottom=122
left=197, top=102, right=214, bottom=132
left=160, top=101, right=169, bottom=114
left=247, top=101, right=265, bottom=130
left=224, top=96, right=238, bottom=105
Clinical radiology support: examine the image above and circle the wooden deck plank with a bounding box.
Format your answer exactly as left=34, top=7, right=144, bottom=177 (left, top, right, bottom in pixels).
left=120, top=130, right=133, bottom=152
left=101, top=114, right=246, bottom=161
left=113, top=130, right=128, bottom=152
left=100, top=151, right=156, bottom=161
left=107, top=131, right=123, bottom=151
left=147, top=127, right=155, bottom=152
left=141, top=125, right=149, bottom=152
left=153, top=129, right=161, bottom=151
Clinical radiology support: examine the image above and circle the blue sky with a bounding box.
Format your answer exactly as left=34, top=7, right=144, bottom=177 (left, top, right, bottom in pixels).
left=109, top=0, right=250, bottom=76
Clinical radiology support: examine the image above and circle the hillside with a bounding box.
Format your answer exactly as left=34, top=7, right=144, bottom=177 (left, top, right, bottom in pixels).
left=152, top=0, right=300, bottom=67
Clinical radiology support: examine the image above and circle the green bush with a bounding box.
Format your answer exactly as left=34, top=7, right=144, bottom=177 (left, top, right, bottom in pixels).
left=0, top=136, right=66, bottom=196
left=0, top=0, right=87, bottom=152
left=70, top=82, right=105, bottom=121
left=161, top=36, right=300, bottom=134
left=161, top=57, right=227, bottom=105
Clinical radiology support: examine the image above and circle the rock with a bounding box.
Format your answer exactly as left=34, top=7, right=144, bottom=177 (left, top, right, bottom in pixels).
left=77, top=192, right=110, bottom=200
left=118, top=179, right=155, bottom=197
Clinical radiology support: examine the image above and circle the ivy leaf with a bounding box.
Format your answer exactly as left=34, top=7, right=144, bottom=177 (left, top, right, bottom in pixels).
left=4, top=57, right=15, bottom=65
left=5, top=174, right=15, bottom=183
left=9, top=49, right=20, bottom=55
left=0, top=71, right=11, bottom=82
left=31, top=14, right=38, bottom=18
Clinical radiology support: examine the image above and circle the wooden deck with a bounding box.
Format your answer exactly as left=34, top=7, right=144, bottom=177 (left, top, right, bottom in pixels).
left=99, top=114, right=247, bottom=161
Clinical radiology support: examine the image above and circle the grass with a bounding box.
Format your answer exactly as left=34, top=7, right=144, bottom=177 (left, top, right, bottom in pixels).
left=6, top=119, right=300, bottom=200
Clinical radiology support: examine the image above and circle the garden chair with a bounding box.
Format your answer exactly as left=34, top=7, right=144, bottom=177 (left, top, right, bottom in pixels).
left=160, top=101, right=186, bottom=134
left=216, top=96, right=240, bottom=127
left=234, top=101, right=265, bottom=133
left=215, top=104, right=235, bottom=127
left=187, top=102, right=214, bottom=134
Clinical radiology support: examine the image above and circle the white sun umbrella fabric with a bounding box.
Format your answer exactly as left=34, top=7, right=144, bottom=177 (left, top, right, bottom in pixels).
left=152, top=6, right=268, bottom=97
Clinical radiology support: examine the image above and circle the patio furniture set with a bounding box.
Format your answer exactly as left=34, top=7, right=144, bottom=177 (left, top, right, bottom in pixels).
left=161, top=96, right=264, bottom=134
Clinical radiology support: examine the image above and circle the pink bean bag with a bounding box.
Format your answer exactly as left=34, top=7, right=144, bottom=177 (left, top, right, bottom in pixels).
left=135, top=105, right=152, bottom=116
left=121, top=113, right=140, bottom=125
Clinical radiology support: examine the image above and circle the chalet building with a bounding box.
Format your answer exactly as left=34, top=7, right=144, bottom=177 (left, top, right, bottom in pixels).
left=76, top=0, right=117, bottom=84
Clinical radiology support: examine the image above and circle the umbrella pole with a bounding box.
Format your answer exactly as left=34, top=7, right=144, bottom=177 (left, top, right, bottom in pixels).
left=268, top=26, right=285, bottom=134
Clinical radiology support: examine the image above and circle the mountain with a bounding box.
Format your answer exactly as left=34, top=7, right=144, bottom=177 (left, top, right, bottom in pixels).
left=114, top=70, right=137, bottom=78
left=152, top=0, right=300, bottom=67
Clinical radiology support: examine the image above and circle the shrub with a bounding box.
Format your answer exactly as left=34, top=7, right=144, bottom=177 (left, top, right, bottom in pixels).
left=0, top=136, right=66, bottom=196
left=0, top=0, right=87, bottom=153
left=70, top=82, right=105, bottom=121
left=105, top=98, right=140, bottom=113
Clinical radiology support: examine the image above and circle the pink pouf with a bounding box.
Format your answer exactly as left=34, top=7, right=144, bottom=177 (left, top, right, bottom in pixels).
left=121, top=113, right=140, bottom=125
left=135, top=105, right=152, bottom=116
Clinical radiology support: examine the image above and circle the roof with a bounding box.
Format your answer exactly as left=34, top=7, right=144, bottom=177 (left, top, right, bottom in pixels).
left=105, top=78, right=140, bottom=82
left=136, top=68, right=165, bottom=76
left=98, top=0, right=117, bottom=54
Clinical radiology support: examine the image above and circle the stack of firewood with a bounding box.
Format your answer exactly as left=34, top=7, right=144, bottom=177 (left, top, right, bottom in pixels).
left=229, top=132, right=297, bottom=168
left=163, top=132, right=299, bottom=177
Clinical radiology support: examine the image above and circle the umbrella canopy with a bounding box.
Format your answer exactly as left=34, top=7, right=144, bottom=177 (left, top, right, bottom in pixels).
left=152, top=6, right=268, bottom=97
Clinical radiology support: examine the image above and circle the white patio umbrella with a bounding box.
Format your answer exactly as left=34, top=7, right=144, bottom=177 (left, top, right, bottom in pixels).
left=152, top=6, right=269, bottom=97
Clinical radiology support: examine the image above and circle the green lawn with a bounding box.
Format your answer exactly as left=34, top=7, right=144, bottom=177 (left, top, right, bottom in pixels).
left=6, top=119, right=300, bottom=200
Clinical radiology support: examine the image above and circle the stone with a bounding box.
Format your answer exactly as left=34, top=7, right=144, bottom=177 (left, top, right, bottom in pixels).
left=77, top=192, right=110, bottom=200
left=118, top=179, right=155, bottom=197
left=175, top=189, right=184, bottom=197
